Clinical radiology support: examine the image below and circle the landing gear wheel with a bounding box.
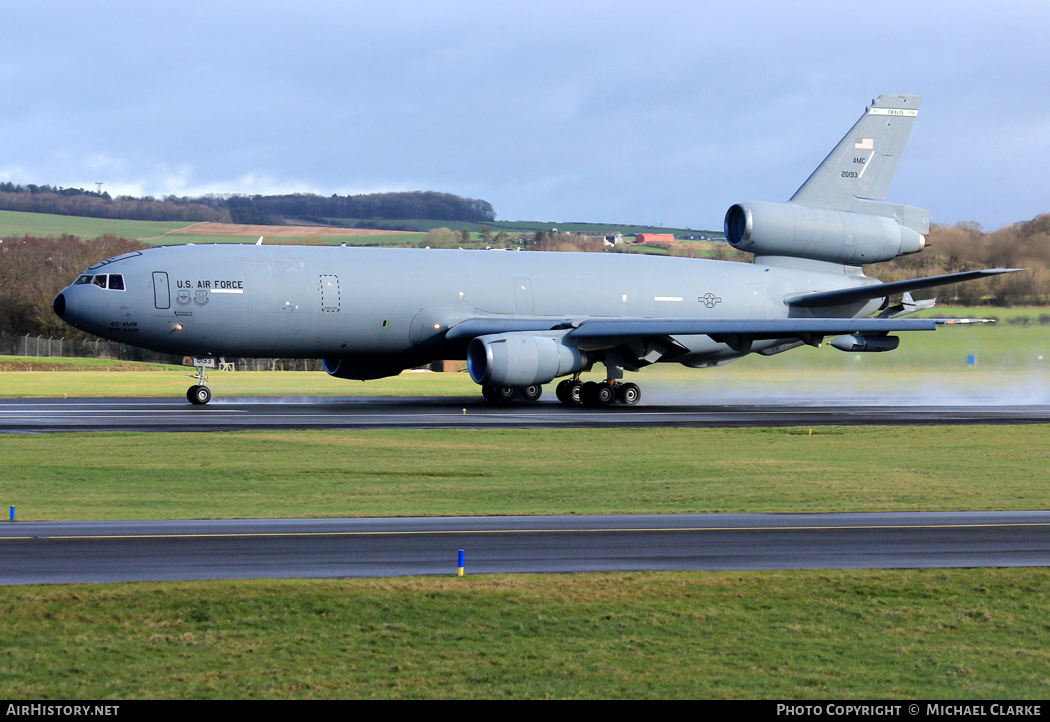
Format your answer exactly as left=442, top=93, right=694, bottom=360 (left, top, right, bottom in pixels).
left=595, top=383, right=617, bottom=406
left=618, top=382, right=641, bottom=406
left=482, top=384, right=517, bottom=404
left=580, top=381, right=600, bottom=406
left=187, top=384, right=212, bottom=405
left=519, top=384, right=543, bottom=402
left=556, top=379, right=583, bottom=405
left=582, top=381, right=617, bottom=407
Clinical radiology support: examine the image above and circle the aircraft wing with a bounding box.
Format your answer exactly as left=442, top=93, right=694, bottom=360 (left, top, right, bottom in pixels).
left=785, top=269, right=1022, bottom=309
left=446, top=315, right=990, bottom=345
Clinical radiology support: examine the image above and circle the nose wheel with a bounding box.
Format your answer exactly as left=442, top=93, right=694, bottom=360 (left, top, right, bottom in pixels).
left=187, top=384, right=212, bottom=405
left=186, top=363, right=212, bottom=405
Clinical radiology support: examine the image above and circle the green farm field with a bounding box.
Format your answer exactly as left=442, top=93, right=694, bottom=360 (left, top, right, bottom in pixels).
left=0, top=210, right=426, bottom=246
left=0, top=210, right=193, bottom=240
left=0, top=209, right=704, bottom=245
left=325, top=217, right=718, bottom=237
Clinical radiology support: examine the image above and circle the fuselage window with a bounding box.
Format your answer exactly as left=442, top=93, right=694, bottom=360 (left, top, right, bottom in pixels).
left=92, top=275, right=108, bottom=289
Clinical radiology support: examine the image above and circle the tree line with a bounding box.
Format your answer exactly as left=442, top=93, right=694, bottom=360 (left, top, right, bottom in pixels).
left=0, top=184, right=496, bottom=226
left=0, top=235, right=149, bottom=339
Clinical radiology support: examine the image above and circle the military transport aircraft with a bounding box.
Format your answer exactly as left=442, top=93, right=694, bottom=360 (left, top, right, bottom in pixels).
left=53, top=94, right=1017, bottom=406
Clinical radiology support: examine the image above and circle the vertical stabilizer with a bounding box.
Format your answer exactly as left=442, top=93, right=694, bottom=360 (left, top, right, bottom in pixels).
left=790, top=94, right=923, bottom=212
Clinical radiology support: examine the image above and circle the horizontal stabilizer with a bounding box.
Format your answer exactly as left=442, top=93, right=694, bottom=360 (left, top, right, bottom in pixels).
left=784, top=269, right=1023, bottom=309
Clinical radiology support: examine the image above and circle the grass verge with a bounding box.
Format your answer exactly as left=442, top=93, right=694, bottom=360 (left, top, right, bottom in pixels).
left=1, top=570, right=1047, bottom=699
left=2, top=426, right=1048, bottom=520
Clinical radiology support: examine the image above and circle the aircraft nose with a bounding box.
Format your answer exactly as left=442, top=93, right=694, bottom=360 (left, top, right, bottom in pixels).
left=53, top=292, right=66, bottom=319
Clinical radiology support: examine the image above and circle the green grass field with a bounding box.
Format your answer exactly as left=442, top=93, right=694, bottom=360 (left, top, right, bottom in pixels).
left=0, top=210, right=193, bottom=241
left=324, top=217, right=719, bottom=237
left=2, top=569, right=1047, bottom=699
left=1, top=425, right=1048, bottom=521
left=0, top=209, right=713, bottom=245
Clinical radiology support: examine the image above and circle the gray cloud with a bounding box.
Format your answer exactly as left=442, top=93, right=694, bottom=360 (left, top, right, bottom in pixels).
left=5, top=1, right=1049, bottom=230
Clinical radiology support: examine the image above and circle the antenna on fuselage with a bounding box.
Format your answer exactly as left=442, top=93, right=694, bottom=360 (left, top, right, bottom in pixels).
left=256, top=236, right=264, bottom=245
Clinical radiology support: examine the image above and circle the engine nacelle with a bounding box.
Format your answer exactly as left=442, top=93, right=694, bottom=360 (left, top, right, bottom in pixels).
left=724, top=201, right=925, bottom=265
left=829, top=334, right=900, bottom=353
left=322, top=356, right=408, bottom=381
left=467, top=332, right=587, bottom=387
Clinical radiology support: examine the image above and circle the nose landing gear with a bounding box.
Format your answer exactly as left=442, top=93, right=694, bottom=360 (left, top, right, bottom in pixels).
left=186, top=361, right=212, bottom=405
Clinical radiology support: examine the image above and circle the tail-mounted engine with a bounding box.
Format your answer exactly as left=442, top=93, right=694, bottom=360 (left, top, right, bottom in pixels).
left=724, top=201, right=925, bottom=265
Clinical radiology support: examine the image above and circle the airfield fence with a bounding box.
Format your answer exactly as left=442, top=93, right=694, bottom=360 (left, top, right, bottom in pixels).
left=0, top=332, right=325, bottom=371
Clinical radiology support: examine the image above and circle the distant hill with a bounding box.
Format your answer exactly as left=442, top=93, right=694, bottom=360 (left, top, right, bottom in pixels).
left=0, top=184, right=495, bottom=226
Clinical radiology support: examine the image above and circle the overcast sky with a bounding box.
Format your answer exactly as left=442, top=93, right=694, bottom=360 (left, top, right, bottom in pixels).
left=5, top=1, right=1049, bottom=231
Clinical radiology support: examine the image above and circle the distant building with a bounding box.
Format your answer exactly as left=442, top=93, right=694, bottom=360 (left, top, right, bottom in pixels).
left=583, top=233, right=626, bottom=247
left=634, top=233, right=675, bottom=244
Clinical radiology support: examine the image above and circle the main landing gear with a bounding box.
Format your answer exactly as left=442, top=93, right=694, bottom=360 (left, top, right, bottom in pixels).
left=481, top=383, right=543, bottom=403
left=187, top=362, right=212, bottom=406
left=556, top=378, right=641, bottom=407
left=481, top=378, right=639, bottom=407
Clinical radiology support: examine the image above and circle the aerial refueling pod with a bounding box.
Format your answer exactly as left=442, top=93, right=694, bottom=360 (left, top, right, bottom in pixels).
left=467, top=332, right=588, bottom=387
left=724, top=202, right=925, bottom=265
left=829, top=334, right=901, bottom=352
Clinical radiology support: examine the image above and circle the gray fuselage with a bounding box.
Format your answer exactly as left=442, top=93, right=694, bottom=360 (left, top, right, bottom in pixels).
left=56, top=243, right=882, bottom=369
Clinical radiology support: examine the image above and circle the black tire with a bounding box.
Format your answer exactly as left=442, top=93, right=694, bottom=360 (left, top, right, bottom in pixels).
left=568, top=381, right=583, bottom=404
left=595, top=383, right=617, bottom=406
left=519, top=384, right=542, bottom=402
left=556, top=379, right=582, bottom=405
left=483, top=384, right=516, bottom=404
left=619, top=383, right=641, bottom=406
left=187, top=385, right=212, bottom=405
left=580, top=381, right=600, bottom=406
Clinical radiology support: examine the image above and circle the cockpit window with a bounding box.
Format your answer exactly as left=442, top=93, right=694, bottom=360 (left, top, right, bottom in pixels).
left=83, top=273, right=126, bottom=291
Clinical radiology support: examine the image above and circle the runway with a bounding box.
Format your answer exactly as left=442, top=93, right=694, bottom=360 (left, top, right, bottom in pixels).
left=1, top=511, right=1048, bottom=584
left=4, top=397, right=1048, bottom=585
left=4, top=396, right=1050, bottom=432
